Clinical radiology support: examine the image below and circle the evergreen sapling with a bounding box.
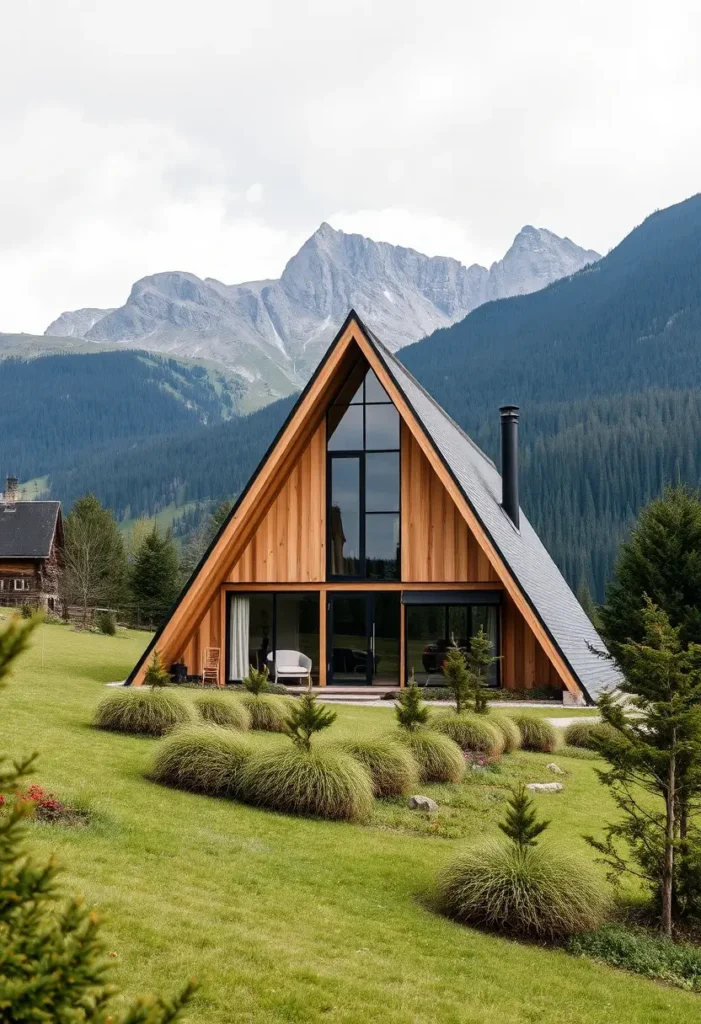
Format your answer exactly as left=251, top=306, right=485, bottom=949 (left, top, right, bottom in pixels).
left=499, top=784, right=550, bottom=850
left=145, top=649, right=171, bottom=689
left=395, top=674, right=429, bottom=731
left=284, top=691, right=337, bottom=751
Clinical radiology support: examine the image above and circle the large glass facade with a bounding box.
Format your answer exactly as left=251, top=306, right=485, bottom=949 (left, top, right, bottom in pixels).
left=328, top=592, right=400, bottom=685
left=228, top=592, right=320, bottom=683
left=328, top=365, right=400, bottom=580
left=406, top=603, right=499, bottom=687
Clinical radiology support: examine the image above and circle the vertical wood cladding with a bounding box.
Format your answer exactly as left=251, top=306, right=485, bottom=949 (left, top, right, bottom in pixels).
left=401, top=425, right=500, bottom=584
left=227, top=423, right=326, bottom=583
left=501, top=592, right=561, bottom=690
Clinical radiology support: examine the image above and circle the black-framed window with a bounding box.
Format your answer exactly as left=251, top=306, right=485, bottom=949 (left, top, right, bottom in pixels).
left=227, top=591, right=320, bottom=683
left=327, top=366, right=400, bottom=580
left=405, top=603, right=500, bottom=687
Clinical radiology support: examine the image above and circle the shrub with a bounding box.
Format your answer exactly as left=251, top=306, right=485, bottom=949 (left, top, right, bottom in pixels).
left=149, top=725, right=254, bottom=796
left=241, top=664, right=271, bottom=695
left=144, top=649, right=170, bottom=688
left=240, top=692, right=292, bottom=732
left=487, top=712, right=522, bottom=753
left=564, top=718, right=619, bottom=749
left=567, top=925, right=701, bottom=991
left=239, top=745, right=374, bottom=821
left=94, top=610, right=117, bottom=635
left=93, top=688, right=192, bottom=736
left=398, top=729, right=465, bottom=784
left=433, top=712, right=504, bottom=755
left=437, top=842, right=608, bottom=940
left=395, top=677, right=430, bottom=731
left=193, top=691, right=251, bottom=731
left=513, top=714, right=559, bottom=752
left=342, top=737, right=419, bottom=797
left=284, top=691, right=337, bottom=750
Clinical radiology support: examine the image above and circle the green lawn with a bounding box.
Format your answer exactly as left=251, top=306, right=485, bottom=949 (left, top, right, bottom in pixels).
left=2, top=622, right=698, bottom=1023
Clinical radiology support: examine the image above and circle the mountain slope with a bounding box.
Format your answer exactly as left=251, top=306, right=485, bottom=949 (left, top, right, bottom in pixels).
left=44, top=223, right=599, bottom=402
left=0, top=350, right=241, bottom=485
left=39, top=194, right=701, bottom=602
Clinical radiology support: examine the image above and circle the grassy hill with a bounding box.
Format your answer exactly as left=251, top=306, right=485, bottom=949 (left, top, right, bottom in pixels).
left=3, top=622, right=698, bottom=1022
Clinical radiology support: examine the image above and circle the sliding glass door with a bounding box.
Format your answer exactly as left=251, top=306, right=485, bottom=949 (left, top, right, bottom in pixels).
left=227, top=592, right=320, bottom=683
left=327, top=592, right=400, bottom=685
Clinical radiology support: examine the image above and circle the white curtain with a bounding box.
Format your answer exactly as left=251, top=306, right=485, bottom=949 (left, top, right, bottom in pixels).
left=230, top=597, right=250, bottom=680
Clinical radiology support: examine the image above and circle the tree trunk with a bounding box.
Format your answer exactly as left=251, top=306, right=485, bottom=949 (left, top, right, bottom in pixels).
left=662, top=742, right=676, bottom=939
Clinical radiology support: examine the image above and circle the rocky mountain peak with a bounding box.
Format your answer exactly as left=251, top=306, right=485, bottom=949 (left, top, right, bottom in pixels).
left=42, top=222, right=600, bottom=409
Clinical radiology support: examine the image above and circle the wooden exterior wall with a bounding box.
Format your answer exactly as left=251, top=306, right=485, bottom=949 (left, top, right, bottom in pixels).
left=226, top=423, right=325, bottom=583
left=401, top=425, right=500, bottom=584
left=133, top=323, right=577, bottom=696
left=501, top=593, right=562, bottom=690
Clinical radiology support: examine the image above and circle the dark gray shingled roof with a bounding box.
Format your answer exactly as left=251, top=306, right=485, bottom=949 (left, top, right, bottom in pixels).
left=0, top=501, right=61, bottom=558
left=362, top=323, right=621, bottom=702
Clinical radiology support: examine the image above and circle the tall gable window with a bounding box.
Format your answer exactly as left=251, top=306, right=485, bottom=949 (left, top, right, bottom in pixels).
left=327, top=366, right=400, bottom=579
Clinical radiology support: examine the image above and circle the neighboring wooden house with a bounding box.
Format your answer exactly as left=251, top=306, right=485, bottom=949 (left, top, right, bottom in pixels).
left=0, top=478, right=63, bottom=612
left=127, top=312, right=619, bottom=703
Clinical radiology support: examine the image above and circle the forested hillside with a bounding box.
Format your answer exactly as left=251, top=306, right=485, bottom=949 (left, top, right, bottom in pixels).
left=0, top=351, right=241, bottom=483
left=15, top=193, right=701, bottom=600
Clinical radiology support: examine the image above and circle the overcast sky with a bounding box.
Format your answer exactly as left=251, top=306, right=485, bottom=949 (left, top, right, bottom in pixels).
left=2, top=0, right=700, bottom=333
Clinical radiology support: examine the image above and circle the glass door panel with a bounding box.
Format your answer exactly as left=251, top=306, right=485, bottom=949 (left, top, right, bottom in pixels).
left=371, top=592, right=400, bottom=685
left=329, top=595, right=369, bottom=684
left=328, top=593, right=400, bottom=685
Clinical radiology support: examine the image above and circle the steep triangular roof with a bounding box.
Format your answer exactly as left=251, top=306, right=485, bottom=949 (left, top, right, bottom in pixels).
left=128, top=310, right=619, bottom=700
left=360, top=323, right=620, bottom=701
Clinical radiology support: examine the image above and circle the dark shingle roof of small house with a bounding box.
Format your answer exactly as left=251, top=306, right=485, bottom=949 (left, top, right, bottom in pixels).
left=361, top=322, right=621, bottom=702
left=0, top=501, right=62, bottom=559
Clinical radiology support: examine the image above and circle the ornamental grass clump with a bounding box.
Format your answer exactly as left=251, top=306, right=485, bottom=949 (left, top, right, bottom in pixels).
left=437, top=785, right=608, bottom=939
left=193, top=691, right=251, bottom=731
left=149, top=725, right=254, bottom=797
left=239, top=746, right=374, bottom=821
left=398, top=730, right=465, bottom=784
left=564, top=718, right=619, bottom=750
left=433, top=712, right=504, bottom=756
left=240, top=693, right=290, bottom=732
left=240, top=664, right=294, bottom=731
left=513, top=714, right=559, bottom=752
left=93, top=688, right=193, bottom=736
left=489, top=712, right=522, bottom=753
left=342, top=737, right=419, bottom=797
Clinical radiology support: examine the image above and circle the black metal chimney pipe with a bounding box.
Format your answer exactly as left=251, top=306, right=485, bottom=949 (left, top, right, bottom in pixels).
left=500, top=406, right=520, bottom=528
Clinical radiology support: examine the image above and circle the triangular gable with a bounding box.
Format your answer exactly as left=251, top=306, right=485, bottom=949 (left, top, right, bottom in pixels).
left=128, top=310, right=616, bottom=699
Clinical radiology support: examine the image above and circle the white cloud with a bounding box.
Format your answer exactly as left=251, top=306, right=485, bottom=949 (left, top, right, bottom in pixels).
left=1, top=0, right=701, bottom=332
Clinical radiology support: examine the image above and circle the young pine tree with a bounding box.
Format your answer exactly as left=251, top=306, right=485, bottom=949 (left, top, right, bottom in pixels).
left=241, top=665, right=271, bottom=695
left=284, top=692, right=337, bottom=751
left=395, top=674, right=429, bottom=731
left=590, top=598, right=701, bottom=937
left=145, top=649, right=171, bottom=689
left=498, top=784, right=550, bottom=850
left=464, top=627, right=498, bottom=714
left=441, top=641, right=471, bottom=714
left=0, top=617, right=194, bottom=1020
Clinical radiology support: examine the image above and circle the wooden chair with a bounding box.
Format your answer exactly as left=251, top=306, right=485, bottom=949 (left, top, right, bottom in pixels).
left=202, top=647, right=222, bottom=687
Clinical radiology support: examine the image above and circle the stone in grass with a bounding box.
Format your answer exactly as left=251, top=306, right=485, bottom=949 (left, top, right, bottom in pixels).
left=546, top=763, right=565, bottom=774
left=526, top=782, right=564, bottom=793
left=408, top=795, right=439, bottom=812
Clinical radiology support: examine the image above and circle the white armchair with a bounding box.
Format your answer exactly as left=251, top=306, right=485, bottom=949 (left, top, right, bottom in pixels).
left=267, top=650, right=312, bottom=683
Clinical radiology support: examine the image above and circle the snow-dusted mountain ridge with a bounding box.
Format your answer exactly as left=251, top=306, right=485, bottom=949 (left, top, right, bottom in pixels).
left=45, top=222, right=599, bottom=403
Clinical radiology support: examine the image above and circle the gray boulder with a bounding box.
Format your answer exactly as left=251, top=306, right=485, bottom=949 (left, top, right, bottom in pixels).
left=526, top=782, right=564, bottom=793
left=408, top=795, right=439, bottom=812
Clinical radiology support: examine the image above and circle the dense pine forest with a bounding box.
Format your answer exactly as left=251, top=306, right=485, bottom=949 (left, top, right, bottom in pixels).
left=4, top=193, right=701, bottom=600
left=0, top=351, right=239, bottom=482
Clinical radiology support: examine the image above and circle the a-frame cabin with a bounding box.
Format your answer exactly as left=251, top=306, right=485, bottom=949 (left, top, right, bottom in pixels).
left=127, top=311, right=618, bottom=704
